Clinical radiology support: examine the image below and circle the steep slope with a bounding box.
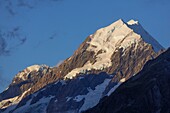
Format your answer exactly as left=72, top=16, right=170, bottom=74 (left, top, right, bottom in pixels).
left=0, top=19, right=164, bottom=113
left=84, top=48, right=170, bottom=113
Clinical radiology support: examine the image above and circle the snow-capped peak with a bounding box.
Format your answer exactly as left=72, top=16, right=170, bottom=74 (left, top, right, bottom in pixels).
left=64, top=19, right=164, bottom=79
left=65, top=19, right=139, bottom=79
left=22, top=64, right=48, bottom=73
left=25, top=65, right=41, bottom=72
left=14, top=64, right=49, bottom=81
left=109, top=19, right=125, bottom=27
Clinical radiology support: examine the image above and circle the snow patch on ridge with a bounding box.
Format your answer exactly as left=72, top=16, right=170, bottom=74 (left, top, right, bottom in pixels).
left=107, top=78, right=126, bottom=96
left=11, top=95, right=54, bottom=113
left=0, top=88, right=31, bottom=110
left=127, top=19, right=139, bottom=25
left=78, top=78, right=111, bottom=112
left=26, top=65, right=41, bottom=72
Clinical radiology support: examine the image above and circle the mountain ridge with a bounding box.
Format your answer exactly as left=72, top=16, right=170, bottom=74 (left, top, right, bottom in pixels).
left=0, top=19, right=165, bottom=113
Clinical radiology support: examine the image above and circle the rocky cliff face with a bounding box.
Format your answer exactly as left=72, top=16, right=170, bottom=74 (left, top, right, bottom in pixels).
left=0, top=19, right=164, bottom=113
left=84, top=48, right=170, bottom=113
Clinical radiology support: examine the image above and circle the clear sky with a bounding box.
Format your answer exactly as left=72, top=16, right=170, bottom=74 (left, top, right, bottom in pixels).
left=0, top=0, right=170, bottom=91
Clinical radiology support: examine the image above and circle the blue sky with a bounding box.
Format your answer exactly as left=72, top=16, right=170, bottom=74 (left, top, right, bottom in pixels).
left=0, top=0, right=170, bottom=91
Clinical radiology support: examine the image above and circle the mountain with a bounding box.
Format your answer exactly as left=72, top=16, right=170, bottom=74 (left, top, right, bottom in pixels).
left=84, top=48, right=170, bottom=113
left=0, top=19, right=164, bottom=113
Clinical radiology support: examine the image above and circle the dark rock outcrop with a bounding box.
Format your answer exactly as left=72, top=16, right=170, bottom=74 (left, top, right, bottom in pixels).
left=84, top=48, right=170, bottom=113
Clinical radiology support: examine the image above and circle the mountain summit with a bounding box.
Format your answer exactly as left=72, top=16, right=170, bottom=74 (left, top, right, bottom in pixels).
left=65, top=19, right=163, bottom=79
left=0, top=19, right=164, bottom=113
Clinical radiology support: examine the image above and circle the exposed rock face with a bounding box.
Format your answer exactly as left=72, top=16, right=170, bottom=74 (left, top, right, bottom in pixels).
left=84, top=48, right=170, bottom=113
left=0, top=19, right=164, bottom=113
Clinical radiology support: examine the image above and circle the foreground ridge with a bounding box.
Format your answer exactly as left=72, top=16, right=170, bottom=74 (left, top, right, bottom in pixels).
left=84, top=48, right=170, bottom=113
